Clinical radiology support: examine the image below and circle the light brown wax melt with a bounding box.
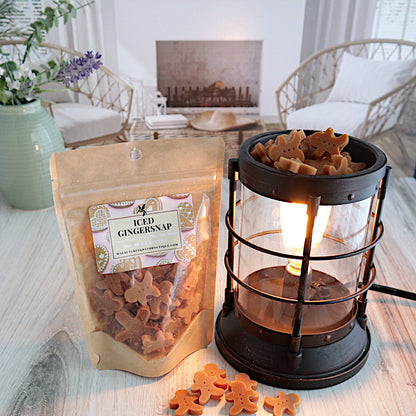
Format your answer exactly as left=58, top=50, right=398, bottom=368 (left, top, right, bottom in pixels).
left=191, top=370, right=226, bottom=405
left=225, top=380, right=258, bottom=415
left=250, top=128, right=366, bottom=175
left=96, top=272, right=130, bottom=296
left=308, top=127, right=349, bottom=158
left=268, top=130, right=305, bottom=162
left=234, top=373, right=259, bottom=401
left=251, top=142, right=273, bottom=166
left=124, top=270, right=160, bottom=304
left=275, top=156, right=317, bottom=175
left=264, top=391, right=301, bottom=416
left=88, top=261, right=205, bottom=357
left=88, top=288, right=124, bottom=316
left=203, top=363, right=228, bottom=389
left=170, top=390, right=203, bottom=416
left=169, top=362, right=302, bottom=416
left=342, top=151, right=367, bottom=172
left=323, top=154, right=352, bottom=175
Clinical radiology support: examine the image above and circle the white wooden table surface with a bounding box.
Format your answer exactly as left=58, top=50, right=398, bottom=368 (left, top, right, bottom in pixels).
left=0, top=177, right=415, bottom=416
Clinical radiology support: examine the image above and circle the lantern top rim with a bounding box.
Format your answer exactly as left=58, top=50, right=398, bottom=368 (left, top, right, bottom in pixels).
left=238, top=130, right=388, bottom=205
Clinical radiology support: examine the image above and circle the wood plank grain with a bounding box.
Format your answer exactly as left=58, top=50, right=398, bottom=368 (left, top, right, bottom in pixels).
left=0, top=175, right=415, bottom=416
left=6, top=331, right=79, bottom=416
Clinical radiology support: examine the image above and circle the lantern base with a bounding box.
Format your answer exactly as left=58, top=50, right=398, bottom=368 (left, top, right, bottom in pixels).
left=215, top=305, right=370, bottom=389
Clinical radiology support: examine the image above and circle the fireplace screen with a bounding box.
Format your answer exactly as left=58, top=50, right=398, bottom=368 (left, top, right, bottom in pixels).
left=156, top=40, right=262, bottom=113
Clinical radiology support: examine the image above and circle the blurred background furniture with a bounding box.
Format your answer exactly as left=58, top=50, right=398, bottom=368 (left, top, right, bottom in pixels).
left=0, top=40, right=133, bottom=148
left=125, top=79, right=168, bottom=120
left=129, top=118, right=266, bottom=175
left=276, top=39, right=416, bottom=138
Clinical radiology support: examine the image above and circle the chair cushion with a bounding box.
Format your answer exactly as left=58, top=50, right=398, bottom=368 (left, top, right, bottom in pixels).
left=38, top=82, right=73, bottom=103
left=327, top=52, right=416, bottom=104
left=286, top=101, right=370, bottom=136
left=52, top=103, right=122, bottom=144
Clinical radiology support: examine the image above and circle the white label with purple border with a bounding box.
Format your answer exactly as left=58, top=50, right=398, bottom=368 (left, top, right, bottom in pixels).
left=88, top=194, right=196, bottom=274
left=108, top=210, right=182, bottom=258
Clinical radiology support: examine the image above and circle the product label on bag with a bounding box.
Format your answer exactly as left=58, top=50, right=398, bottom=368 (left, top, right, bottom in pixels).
left=108, top=210, right=182, bottom=257
left=88, top=194, right=196, bottom=274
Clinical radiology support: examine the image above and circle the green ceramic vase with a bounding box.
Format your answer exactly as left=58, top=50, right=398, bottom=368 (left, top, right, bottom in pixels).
left=0, top=100, right=65, bottom=210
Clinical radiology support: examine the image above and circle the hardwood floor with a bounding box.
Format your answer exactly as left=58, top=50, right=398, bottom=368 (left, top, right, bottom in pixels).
left=367, top=129, right=416, bottom=178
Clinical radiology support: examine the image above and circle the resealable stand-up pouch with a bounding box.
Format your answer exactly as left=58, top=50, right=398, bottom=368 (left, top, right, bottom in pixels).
left=50, top=138, right=224, bottom=377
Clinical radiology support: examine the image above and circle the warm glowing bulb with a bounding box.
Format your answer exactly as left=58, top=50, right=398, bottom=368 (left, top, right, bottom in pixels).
left=280, top=201, right=331, bottom=275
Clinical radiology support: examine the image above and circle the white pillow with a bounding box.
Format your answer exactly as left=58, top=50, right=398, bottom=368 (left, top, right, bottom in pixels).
left=286, top=101, right=369, bottom=137
left=327, top=52, right=416, bottom=104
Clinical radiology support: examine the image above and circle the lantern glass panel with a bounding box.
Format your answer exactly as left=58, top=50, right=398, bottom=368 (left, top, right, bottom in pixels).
left=236, top=185, right=377, bottom=334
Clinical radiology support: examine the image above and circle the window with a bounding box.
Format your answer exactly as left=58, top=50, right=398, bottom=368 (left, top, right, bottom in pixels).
left=7, top=0, right=49, bottom=59
left=14, top=0, right=44, bottom=34
left=372, top=0, right=416, bottom=41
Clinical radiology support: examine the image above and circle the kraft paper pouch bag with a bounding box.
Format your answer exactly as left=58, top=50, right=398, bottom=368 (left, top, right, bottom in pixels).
left=50, top=138, right=224, bottom=377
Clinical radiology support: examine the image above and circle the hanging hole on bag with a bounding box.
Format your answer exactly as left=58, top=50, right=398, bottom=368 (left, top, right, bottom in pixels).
left=130, top=148, right=142, bottom=161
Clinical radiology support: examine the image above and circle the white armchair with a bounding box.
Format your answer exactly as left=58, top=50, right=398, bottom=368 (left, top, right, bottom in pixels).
left=0, top=40, right=133, bottom=148
left=276, top=39, right=416, bottom=138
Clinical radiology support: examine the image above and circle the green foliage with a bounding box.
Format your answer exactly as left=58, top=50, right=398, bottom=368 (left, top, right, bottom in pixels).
left=0, top=1, right=94, bottom=105
left=0, top=0, right=23, bottom=37
left=23, top=1, right=93, bottom=62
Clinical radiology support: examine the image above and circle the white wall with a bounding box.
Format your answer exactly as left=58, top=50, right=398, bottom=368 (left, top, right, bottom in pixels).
left=113, top=0, right=306, bottom=118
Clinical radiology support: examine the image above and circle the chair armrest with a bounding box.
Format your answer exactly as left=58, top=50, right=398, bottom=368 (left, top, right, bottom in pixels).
left=276, top=50, right=338, bottom=127
left=41, top=100, right=54, bottom=117
left=359, top=75, right=416, bottom=138
left=29, top=41, right=134, bottom=131
left=73, top=68, right=134, bottom=130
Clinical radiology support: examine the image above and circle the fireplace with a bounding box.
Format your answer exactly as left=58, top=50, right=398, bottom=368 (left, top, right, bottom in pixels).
left=156, top=40, right=262, bottom=114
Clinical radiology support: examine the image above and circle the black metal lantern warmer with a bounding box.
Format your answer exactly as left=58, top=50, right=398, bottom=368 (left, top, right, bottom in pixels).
left=215, top=130, right=392, bottom=389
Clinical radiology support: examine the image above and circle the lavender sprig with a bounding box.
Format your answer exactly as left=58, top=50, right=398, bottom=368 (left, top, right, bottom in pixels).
left=56, top=51, right=102, bottom=87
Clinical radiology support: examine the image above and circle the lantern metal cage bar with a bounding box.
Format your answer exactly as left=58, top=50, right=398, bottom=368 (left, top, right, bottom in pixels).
left=215, top=130, right=416, bottom=390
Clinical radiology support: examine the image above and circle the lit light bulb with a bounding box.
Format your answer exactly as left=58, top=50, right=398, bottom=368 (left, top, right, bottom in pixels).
left=280, top=201, right=331, bottom=275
